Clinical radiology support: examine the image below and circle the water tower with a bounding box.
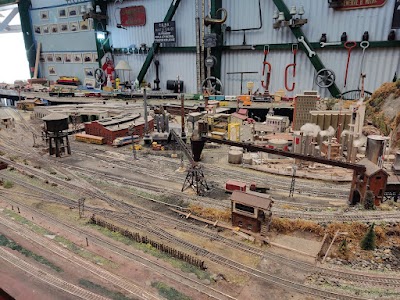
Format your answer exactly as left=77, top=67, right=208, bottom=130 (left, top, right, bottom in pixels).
left=42, top=113, right=71, bottom=157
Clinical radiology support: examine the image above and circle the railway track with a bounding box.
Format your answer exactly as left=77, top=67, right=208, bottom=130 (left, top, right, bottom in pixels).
left=0, top=247, right=109, bottom=300
left=0, top=197, right=236, bottom=300
left=2, top=152, right=398, bottom=292
left=71, top=149, right=350, bottom=199
left=0, top=214, right=161, bottom=300
left=3, top=163, right=400, bottom=296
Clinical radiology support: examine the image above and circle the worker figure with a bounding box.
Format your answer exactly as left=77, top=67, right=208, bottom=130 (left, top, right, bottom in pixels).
left=115, top=77, right=120, bottom=90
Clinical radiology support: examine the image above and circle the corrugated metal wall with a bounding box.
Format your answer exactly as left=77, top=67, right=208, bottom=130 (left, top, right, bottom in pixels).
left=103, top=0, right=399, bottom=96
left=107, top=0, right=197, bottom=92
left=221, top=0, right=400, bottom=97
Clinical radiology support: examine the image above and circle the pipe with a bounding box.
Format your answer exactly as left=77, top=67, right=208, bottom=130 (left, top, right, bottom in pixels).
left=195, top=2, right=201, bottom=93
left=204, top=8, right=227, bottom=26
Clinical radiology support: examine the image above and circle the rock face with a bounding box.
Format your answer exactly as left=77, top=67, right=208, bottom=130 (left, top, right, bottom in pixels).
left=329, top=247, right=400, bottom=272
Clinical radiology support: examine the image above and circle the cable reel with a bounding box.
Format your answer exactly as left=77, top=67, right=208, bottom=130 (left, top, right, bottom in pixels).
left=315, top=68, right=336, bottom=88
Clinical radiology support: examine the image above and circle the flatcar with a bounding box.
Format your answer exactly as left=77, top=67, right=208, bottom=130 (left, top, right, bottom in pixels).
left=112, top=135, right=139, bottom=147
left=75, top=133, right=105, bottom=145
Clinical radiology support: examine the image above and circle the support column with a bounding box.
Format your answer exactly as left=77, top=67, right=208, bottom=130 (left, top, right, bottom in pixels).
left=210, top=0, right=222, bottom=81
left=18, top=0, right=36, bottom=78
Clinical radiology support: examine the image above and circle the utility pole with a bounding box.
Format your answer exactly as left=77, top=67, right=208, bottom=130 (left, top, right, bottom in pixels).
left=78, top=197, right=85, bottom=218
left=289, top=165, right=297, bottom=197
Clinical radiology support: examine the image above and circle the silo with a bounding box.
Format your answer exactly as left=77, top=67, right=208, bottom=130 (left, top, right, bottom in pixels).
left=366, top=135, right=386, bottom=164
left=292, top=131, right=303, bottom=154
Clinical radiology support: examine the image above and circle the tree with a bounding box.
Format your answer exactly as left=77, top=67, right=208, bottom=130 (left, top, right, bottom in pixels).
left=364, top=190, right=375, bottom=210
left=360, top=223, right=376, bottom=251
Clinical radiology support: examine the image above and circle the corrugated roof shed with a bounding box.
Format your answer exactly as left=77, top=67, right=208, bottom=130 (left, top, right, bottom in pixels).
left=231, top=190, right=272, bottom=210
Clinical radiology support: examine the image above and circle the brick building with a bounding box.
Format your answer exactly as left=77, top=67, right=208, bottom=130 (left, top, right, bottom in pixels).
left=230, top=191, right=273, bottom=236
left=85, top=113, right=154, bottom=145
left=349, top=158, right=388, bottom=206
left=293, top=91, right=319, bottom=130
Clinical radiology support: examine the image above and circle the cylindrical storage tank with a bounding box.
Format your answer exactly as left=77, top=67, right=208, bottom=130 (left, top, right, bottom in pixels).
left=366, top=135, right=386, bottom=164
left=242, top=152, right=253, bottom=165
left=268, top=139, right=289, bottom=159
left=228, top=150, right=243, bottom=164
left=292, top=131, right=303, bottom=154
left=42, top=113, right=69, bottom=132
left=230, top=146, right=243, bottom=152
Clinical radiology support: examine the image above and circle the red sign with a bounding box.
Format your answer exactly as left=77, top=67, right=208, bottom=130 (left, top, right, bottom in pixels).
left=120, top=6, right=146, bottom=27
left=332, top=0, right=387, bottom=10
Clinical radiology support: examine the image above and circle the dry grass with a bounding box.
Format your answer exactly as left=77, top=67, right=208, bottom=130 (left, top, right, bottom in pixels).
left=270, top=218, right=324, bottom=236
left=189, top=205, right=231, bottom=223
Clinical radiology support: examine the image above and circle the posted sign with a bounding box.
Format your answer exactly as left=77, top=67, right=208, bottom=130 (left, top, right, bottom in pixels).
left=332, top=0, right=387, bottom=10
left=154, top=21, right=176, bottom=45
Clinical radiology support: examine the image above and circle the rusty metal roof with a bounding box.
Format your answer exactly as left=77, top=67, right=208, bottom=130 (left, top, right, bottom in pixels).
left=358, top=158, right=388, bottom=177
left=230, top=190, right=272, bottom=210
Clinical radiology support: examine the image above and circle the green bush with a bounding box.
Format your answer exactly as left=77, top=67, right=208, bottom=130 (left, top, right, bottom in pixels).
left=3, top=180, right=13, bottom=188
left=151, top=281, right=191, bottom=300
left=361, top=223, right=376, bottom=251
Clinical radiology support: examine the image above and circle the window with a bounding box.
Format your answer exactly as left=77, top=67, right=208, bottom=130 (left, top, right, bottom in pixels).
left=235, top=203, right=255, bottom=214
left=375, top=176, right=381, bottom=180
left=238, top=221, right=243, bottom=227
left=247, top=224, right=252, bottom=230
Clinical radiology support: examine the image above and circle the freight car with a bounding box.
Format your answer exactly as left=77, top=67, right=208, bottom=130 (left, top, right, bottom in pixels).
left=112, top=135, right=139, bottom=147
left=75, top=133, right=105, bottom=145
left=225, top=180, right=247, bottom=193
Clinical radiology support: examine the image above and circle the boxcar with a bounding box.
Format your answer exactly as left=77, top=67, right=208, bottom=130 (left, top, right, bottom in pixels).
left=75, top=133, right=105, bottom=145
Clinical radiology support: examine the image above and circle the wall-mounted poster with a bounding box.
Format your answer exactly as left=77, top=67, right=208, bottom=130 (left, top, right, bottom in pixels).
left=34, top=25, right=41, bottom=35
left=83, top=53, right=92, bottom=63
left=48, top=66, right=57, bottom=76
left=58, top=8, right=67, bottom=18
left=40, top=10, right=49, bottom=20
left=46, top=53, right=54, bottom=63
left=42, top=25, right=50, bottom=34
left=79, top=19, right=89, bottom=31
left=54, top=54, right=63, bottom=63
left=50, top=24, right=58, bottom=34
left=59, top=23, right=69, bottom=33
left=63, top=53, right=72, bottom=63
left=84, top=68, right=94, bottom=77
left=120, top=6, right=146, bottom=27
left=92, top=52, right=98, bottom=62
left=73, top=53, right=82, bottom=63
left=39, top=54, right=45, bottom=63
left=69, top=21, right=79, bottom=32
left=69, top=6, right=78, bottom=17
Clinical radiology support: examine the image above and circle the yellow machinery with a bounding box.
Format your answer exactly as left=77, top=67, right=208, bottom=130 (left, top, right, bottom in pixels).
left=228, top=123, right=240, bottom=142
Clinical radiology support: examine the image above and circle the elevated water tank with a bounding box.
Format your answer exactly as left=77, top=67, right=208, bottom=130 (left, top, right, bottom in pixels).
left=42, top=112, right=69, bottom=132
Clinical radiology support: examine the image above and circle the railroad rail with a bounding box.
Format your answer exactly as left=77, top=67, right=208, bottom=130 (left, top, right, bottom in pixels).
left=0, top=247, right=109, bottom=300
left=0, top=214, right=160, bottom=300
